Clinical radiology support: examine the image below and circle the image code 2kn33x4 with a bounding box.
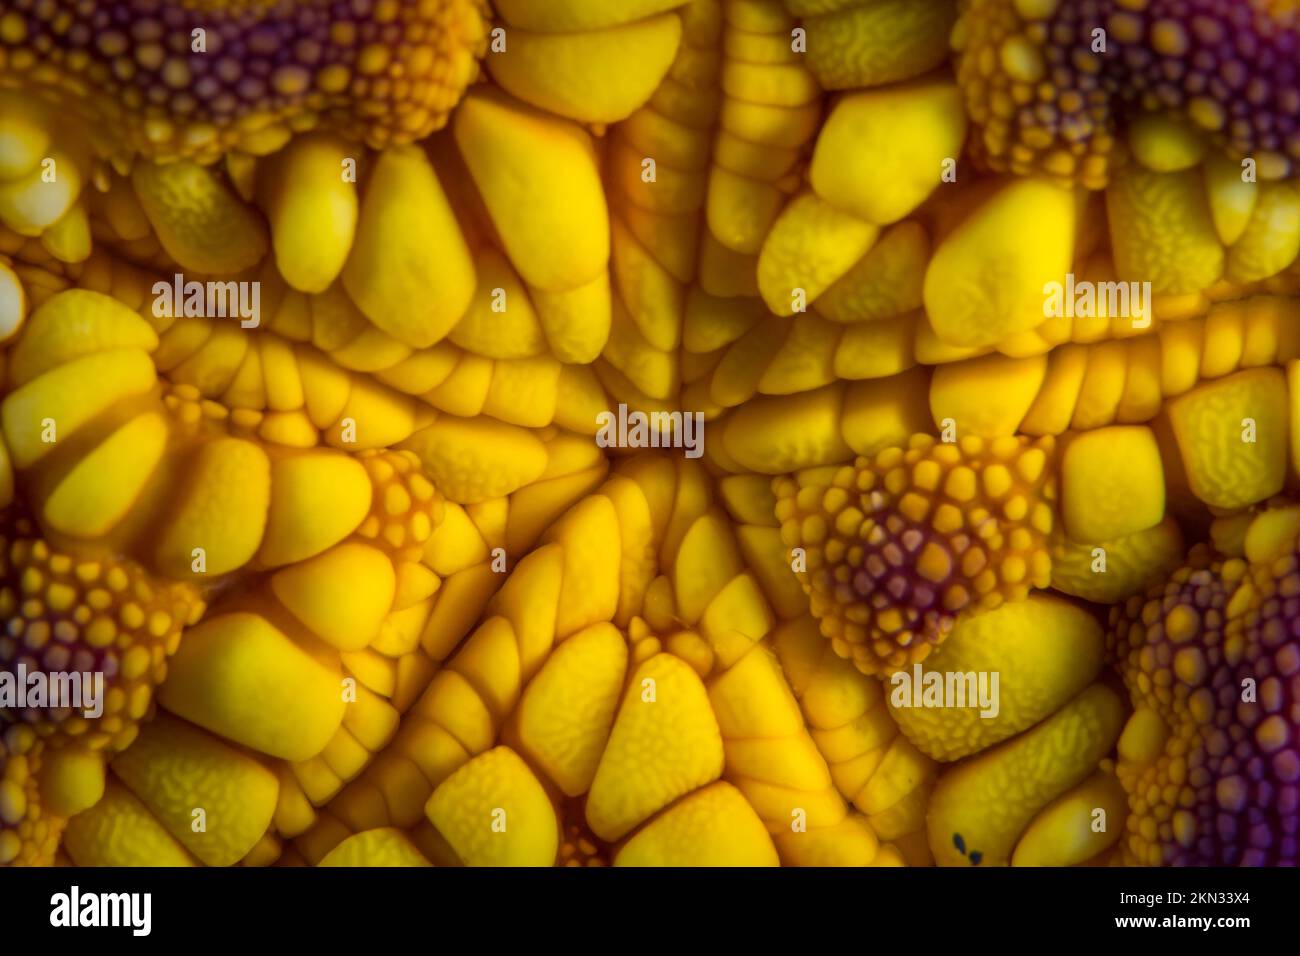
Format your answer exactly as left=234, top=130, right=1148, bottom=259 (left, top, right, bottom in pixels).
left=0, top=0, right=1299, bottom=875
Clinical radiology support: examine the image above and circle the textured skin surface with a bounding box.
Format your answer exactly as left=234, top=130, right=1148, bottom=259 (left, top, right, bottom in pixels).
left=1109, top=535, right=1300, bottom=865
left=0, top=0, right=489, bottom=163
left=586, top=652, right=724, bottom=840
left=0, top=514, right=204, bottom=755
left=775, top=433, right=1055, bottom=675
left=0, top=0, right=1298, bottom=870
left=954, top=0, right=1300, bottom=187
left=927, top=683, right=1125, bottom=866
left=887, top=594, right=1105, bottom=761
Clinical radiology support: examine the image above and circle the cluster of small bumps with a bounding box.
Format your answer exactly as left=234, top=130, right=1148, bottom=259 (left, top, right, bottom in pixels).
left=954, top=0, right=1300, bottom=187
left=355, top=448, right=445, bottom=560
left=557, top=815, right=610, bottom=867
left=0, top=513, right=204, bottom=755
left=1109, top=543, right=1300, bottom=865
left=0, top=0, right=489, bottom=163
left=0, top=725, right=61, bottom=866
left=775, top=434, right=1056, bottom=676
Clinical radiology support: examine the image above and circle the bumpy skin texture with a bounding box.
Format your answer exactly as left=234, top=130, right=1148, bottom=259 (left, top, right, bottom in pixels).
left=0, top=512, right=205, bottom=754
left=775, top=433, right=1055, bottom=675
left=0, top=0, right=490, bottom=163
left=0, top=724, right=63, bottom=865
left=0, top=0, right=1298, bottom=870
left=954, top=0, right=1300, bottom=187
left=1109, top=538, right=1300, bottom=865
